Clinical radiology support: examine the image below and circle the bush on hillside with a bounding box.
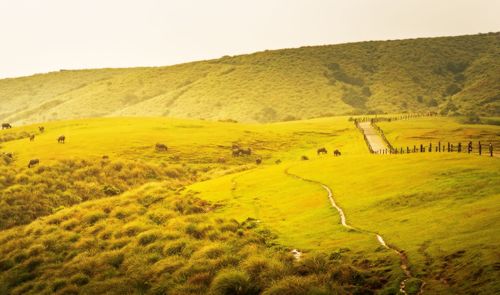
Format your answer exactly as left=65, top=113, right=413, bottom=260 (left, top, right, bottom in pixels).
left=443, top=84, right=462, bottom=96
left=460, top=112, right=481, bottom=124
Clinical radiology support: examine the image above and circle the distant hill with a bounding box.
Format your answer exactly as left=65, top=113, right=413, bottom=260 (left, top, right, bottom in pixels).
left=0, top=32, right=498, bottom=124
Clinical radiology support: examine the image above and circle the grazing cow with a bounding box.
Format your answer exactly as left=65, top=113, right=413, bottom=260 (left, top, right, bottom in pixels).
left=102, top=155, right=109, bottom=160
left=58, top=135, right=66, bottom=143
left=232, top=147, right=251, bottom=157
left=39, top=126, right=45, bottom=133
left=333, top=149, right=341, bottom=156
left=155, top=143, right=168, bottom=152
left=256, top=158, right=262, bottom=165
left=240, top=148, right=252, bottom=156
left=317, top=147, right=328, bottom=155
left=218, top=157, right=226, bottom=163
left=301, top=155, right=309, bottom=161
left=30, top=134, right=35, bottom=141
left=275, top=159, right=282, bottom=164
left=28, top=159, right=39, bottom=168
left=2, top=123, right=12, bottom=129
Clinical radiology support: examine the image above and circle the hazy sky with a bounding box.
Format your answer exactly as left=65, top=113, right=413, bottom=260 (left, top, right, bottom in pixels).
left=0, top=0, right=499, bottom=79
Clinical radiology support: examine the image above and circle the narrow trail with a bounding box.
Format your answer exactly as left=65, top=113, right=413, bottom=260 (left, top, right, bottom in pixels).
left=358, top=122, right=388, bottom=152
left=284, top=167, right=425, bottom=295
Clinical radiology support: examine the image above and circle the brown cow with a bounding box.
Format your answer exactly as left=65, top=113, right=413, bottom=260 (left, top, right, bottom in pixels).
left=256, top=158, right=262, bottom=165
left=333, top=149, right=341, bottom=156
left=58, top=135, right=66, bottom=143
left=30, top=134, right=35, bottom=141
left=28, top=159, right=39, bottom=168
left=155, top=143, right=168, bottom=152
left=240, top=148, right=251, bottom=156
left=39, top=126, right=45, bottom=133
left=1, top=123, right=12, bottom=129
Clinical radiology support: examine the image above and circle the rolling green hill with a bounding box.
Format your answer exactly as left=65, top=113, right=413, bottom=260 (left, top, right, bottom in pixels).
left=1, top=33, right=499, bottom=125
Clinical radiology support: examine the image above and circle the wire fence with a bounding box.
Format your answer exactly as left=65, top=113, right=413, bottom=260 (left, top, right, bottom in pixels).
left=375, top=141, right=495, bottom=157
left=352, top=114, right=496, bottom=157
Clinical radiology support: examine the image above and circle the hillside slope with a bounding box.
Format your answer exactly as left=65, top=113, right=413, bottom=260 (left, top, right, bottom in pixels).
left=0, top=33, right=499, bottom=124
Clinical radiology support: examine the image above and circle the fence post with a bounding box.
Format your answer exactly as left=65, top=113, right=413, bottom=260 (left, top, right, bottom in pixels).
left=458, top=142, right=462, bottom=153
left=490, top=143, right=493, bottom=157
left=479, top=141, right=482, bottom=155
left=438, top=141, right=441, bottom=152
left=447, top=142, right=450, bottom=152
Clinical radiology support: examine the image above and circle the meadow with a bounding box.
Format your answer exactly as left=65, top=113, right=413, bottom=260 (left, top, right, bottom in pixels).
left=0, top=115, right=498, bottom=294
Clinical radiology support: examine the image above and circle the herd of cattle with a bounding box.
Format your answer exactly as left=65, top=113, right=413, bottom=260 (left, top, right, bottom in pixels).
left=2, top=122, right=342, bottom=168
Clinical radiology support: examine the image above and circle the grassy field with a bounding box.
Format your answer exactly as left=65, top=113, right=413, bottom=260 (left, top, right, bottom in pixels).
left=0, top=116, right=498, bottom=294
left=378, top=117, right=500, bottom=153
left=1, top=33, right=499, bottom=125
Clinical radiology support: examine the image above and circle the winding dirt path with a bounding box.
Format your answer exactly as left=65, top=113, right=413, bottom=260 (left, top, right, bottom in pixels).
left=358, top=122, right=388, bottom=152
left=285, top=168, right=424, bottom=295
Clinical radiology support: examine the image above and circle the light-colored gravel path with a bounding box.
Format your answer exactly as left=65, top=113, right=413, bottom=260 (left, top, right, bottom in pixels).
left=358, top=122, right=388, bottom=152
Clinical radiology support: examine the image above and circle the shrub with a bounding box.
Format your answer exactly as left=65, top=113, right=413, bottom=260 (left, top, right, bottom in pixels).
left=263, top=276, right=320, bottom=295
left=137, top=230, right=161, bottom=245
left=296, top=253, right=329, bottom=275
left=102, top=251, right=125, bottom=268
left=210, top=270, right=258, bottom=295
left=443, top=84, right=462, bottom=96
left=163, top=240, right=187, bottom=256
left=103, top=185, right=121, bottom=196
left=52, top=278, right=67, bottom=292
left=461, top=112, right=481, bottom=124
left=84, top=211, right=106, bottom=225
left=426, top=98, right=438, bottom=107
left=70, top=273, right=90, bottom=286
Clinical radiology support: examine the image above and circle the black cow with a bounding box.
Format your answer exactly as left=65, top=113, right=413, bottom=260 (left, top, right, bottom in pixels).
left=317, top=147, right=327, bottom=155
left=39, top=126, right=45, bottom=133
left=333, top=149, right=341, bottom=156
left=58, top=135, right=66, bottom=143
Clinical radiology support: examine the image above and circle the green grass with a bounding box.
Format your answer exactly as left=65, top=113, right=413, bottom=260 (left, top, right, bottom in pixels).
left=0, top=115, right=498, bottom=294
left=1, top=33, right=499, bottom=125
left=378, top=116, right=500, bottom=152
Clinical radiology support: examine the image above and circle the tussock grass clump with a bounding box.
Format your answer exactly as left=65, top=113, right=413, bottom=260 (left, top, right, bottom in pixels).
left=0, top=183, right=391, bottom=294
left=210, top=270, right=258, bottom=295
left=0, top=159, right=194, bottom=230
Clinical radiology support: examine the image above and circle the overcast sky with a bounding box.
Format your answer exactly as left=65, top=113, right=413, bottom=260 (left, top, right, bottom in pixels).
left=0, top=0, right=498, bottom=79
